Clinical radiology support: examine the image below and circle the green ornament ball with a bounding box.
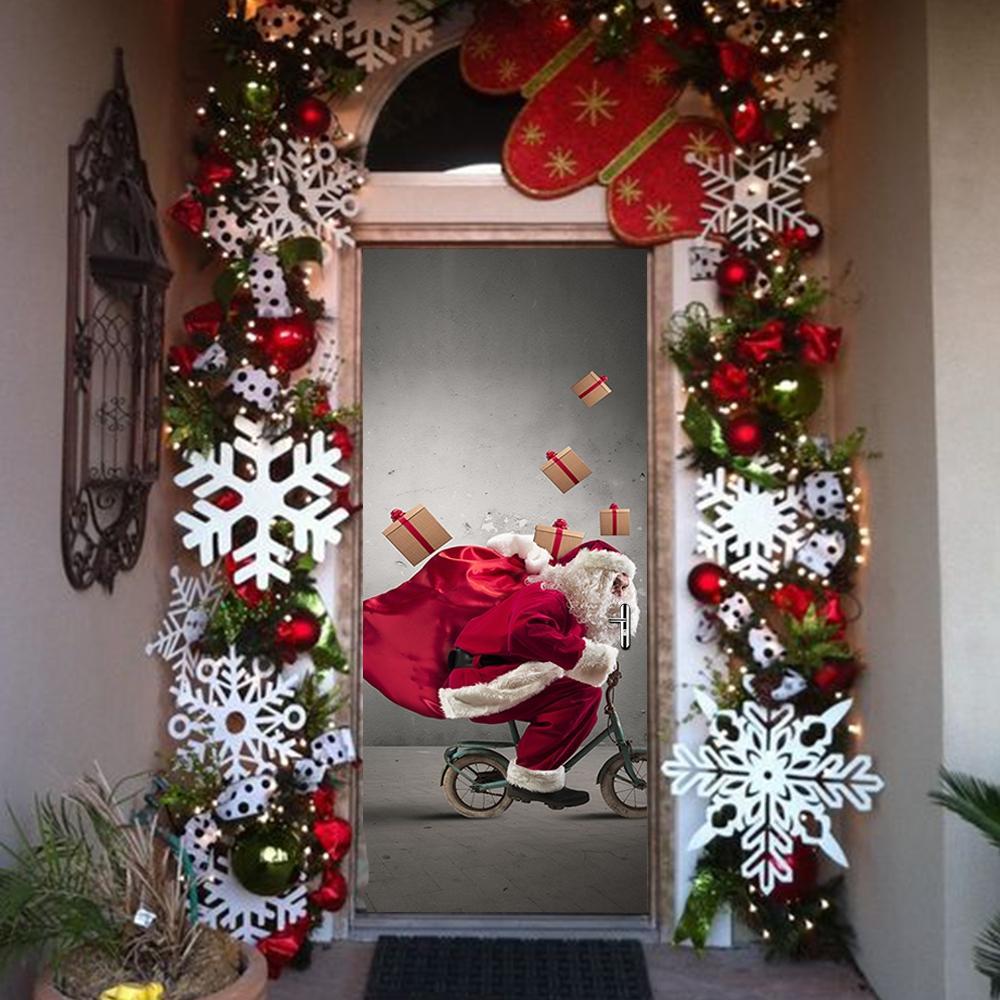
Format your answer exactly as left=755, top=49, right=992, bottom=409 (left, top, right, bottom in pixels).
left=242, top=77, right=277, bottom=117
left=760, top=363, right=823, bottom=420
left=231, top=825, right=301, bottom=897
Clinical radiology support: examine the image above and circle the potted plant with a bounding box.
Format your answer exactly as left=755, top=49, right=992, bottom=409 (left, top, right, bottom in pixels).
left=931, top=768, right=1000, bottom=997
left=0, top=769, right=267, bottom=999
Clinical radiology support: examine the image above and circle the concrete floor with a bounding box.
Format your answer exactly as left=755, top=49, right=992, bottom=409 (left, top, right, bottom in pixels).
left=271, top=941, right=872, bottom=999
left=360, top=746, right=647, bottom=914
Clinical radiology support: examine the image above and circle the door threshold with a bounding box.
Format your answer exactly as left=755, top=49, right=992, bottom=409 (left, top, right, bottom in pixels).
left=350, top=913, right=659, bottom=941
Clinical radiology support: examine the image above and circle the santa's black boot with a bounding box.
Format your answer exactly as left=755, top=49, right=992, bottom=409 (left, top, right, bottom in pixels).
left=507, top=784, right=590, bottom=809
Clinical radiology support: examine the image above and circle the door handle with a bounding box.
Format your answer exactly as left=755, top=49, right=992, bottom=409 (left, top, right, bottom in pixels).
left=607, top=603, right=631, bottom=650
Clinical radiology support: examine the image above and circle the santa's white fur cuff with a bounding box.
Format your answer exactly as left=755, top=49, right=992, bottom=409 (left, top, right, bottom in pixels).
left=486, top=532, right=551, bottom=575
left=567, top=638, right=618, bottom=687
left=506, top=762, right=566, bottom=793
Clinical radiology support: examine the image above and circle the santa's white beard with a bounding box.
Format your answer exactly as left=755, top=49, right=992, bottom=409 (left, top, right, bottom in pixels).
left=532, top=562, right=640, bottom=644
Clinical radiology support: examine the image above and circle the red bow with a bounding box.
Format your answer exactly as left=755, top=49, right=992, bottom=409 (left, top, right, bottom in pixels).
left=708, top=361, right=752, bottom=403
left=717, top=41, right=755, bottom=82
left=167, top=344, right=199, bottom=377
left=737, top=320, right=786, bottom=364
left=796, top=322, right=842, bottom=365
left=256, top=916, right=311, bottom=980
left=183, top=301, right=226, bottom=343
left=552, top=518, right=568, bottom=529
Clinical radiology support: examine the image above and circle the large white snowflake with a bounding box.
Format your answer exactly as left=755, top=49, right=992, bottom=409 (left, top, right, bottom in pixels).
left=200, top=849, right=308, bottom=944
left=174, top=416, right=350, bottom=589
left=696, top=467, right=804, bottom=582
left=768, top=61, right=838, bottom=129
left=334, top=0, right=434, bottom=72
left=168, top=647, right=307, bottom=782
left=662, top=692, right=884, bottom=894
left=241, top=137, right=364, bottom=250
left=146, top=565, right=221, bottom=681
left=686, top=146, right=822, bottom=251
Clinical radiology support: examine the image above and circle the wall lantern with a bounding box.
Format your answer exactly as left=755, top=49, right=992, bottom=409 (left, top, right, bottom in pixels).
left=61, top=50, right=172, bottom=591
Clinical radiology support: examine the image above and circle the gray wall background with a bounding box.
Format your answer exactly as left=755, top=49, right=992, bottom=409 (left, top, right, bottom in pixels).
left=361, top=247, right=648, bottom=746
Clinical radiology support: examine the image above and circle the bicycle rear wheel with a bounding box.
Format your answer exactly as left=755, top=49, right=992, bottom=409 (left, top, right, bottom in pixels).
left=599, top=750, right=648, bottom=818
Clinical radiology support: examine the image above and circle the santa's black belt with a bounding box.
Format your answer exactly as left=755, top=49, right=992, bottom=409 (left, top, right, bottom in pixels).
left=447, top=647, right=505, bottom=669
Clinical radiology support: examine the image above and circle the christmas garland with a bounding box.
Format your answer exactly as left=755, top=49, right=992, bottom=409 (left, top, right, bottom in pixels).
left=147, top=0, right=445, bottom=978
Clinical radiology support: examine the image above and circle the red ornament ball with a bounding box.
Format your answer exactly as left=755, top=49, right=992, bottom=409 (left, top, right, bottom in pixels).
left=725, top=413, right=765, bottom=456
left=224, top=553, right=266, bottom=608
left=275, top=611, right=322, bottom=660
left=716, top=255, right=757, bottom=296
left=687, top=562, right=728, bottom=605
left=769, top=843, right=819, bottom=904
left=259, top=314, right=317, bottom=372
left=290, top=96, right=333, bottom=139
left=781, top=214, right=824, bottom=254
left=813, top=659, right=859, bottom=695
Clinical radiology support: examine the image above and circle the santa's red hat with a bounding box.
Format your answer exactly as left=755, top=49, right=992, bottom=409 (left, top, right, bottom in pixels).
left=551, top=539, right=636, bottom=578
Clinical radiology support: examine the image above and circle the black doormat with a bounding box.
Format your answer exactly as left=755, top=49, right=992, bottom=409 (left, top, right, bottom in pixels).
left=364, top=936, right=653, bottom=1000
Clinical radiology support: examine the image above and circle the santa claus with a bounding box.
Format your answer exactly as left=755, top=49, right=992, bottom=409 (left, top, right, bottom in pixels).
left=363, top=532, right=640, bottom=809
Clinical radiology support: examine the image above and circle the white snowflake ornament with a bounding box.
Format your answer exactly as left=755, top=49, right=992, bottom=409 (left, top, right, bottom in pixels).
left=200, top=851, right=308, bottom=943
left=248, top=251, right=291, bottom=318
left=168, top=648, right=307, bottom=781
left=662, top=692, right=885, bottom=893
left=311, top=726, right=356, bottom=768
left=803, top=472, right=847, bottom=521
left=717, top=591, right=754, bottom=632
left=255, top=4, right=304, bottom=41
left=686, top=146, right=823, bottom=252
left=174, top=416, right=350, bottom=589
left=748, top=624, right=785, bottom=668
left=194, top=342, right=228, bottom=376
left=769, top=61, right=838, bottom=129
left=227, top=367, right=281, bottom=412
left=696, top=467, right=805, bottom=583
left=795, top=529, right=846, bottom=578
left=215, top=773, right=278, bottom=823
left=146, top=565, right=221, bottom=680
left=334, top=0, right=434, bottom=72
left=688, top=243, right=726, bottom=281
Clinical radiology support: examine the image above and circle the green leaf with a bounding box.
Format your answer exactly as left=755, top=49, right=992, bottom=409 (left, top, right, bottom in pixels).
left=212, top=262, right=246, bottom=308
left=278, top=236, right=324, bottom=269
left=973, top=910, right=1000, bottom=997
left=931, top=768, right=1000, bottom=852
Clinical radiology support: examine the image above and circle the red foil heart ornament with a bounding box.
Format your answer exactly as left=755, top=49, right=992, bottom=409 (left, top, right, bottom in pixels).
left=256, top=916, right=311, bottom=979
left=309, top=867, right=348, bottom=912
left=314, top=816, right=352, bottom=863
left=258, top=314, right=317, bottom=373
left=168, top=193, right=206, bottom=235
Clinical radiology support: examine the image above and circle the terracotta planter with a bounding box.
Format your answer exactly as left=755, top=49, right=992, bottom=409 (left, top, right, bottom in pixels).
left=34, top=945, right=268, bottom=1000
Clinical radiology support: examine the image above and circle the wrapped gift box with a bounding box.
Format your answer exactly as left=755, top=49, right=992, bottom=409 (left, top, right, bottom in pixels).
left=541, top=447, right=592, bottom=493
left=383, top=505, right=452, bottom=565
left=572, top=370, right=612, bottom=407
left=600, top=503, right=631, bottom=536
left=534, top=519, right=584, bottom=560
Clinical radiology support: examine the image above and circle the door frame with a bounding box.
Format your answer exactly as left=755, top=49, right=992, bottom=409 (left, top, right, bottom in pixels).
left=329, top=174, right=677, bottom=940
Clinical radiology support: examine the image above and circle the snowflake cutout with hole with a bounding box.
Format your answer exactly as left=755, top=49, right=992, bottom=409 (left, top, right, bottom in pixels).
left=334, top=0, right=434, bottom=72
left=145, top=565, right=221, bottom=682
left=662, top=692, right=884, bottom=894
left=686, top=146, right=823, bottom=251
left=174, top=415, right=350, bottom=589
left=696, top=466, right=804, bottom=582
left=768, top=61, right=838, bottom=128
left=167, top=647, right=307, bottom=781
left=200, top=849, right=308, bottom=943
left=241, top=137, right=364, bottom=250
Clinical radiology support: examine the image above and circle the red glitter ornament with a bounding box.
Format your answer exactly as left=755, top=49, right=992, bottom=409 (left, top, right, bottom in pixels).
left=290, top=96, right=333, bottom=138
left=716, top=255, right=757, bottom=296
left=813, top=659, right=859, bottom=695
left=687, top=562, right=728, bottom=605
left=708, top=361, right=752, bottom=403
left=725, top=413, right=765, bottom=456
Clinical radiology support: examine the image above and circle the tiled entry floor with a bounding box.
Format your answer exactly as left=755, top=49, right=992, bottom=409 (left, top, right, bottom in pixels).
left=360, top=746, right=646, bottom=914
left=270, top=941, right=872, bottom=1000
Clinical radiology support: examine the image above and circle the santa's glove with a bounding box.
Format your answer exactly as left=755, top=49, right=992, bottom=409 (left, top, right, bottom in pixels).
left=567, top=638, right=618, bottom=687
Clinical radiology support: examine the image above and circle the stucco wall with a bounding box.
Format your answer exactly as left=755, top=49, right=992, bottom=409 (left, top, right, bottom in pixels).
left=830, top=1, right=1000, bottom=997
left=361, top=246, right=649, bottom=747
left=0, top=1, right=190, bottom=991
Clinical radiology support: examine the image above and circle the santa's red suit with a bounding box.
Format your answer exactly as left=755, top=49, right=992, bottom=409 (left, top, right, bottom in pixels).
left=364, top=533, right=639, bottom=795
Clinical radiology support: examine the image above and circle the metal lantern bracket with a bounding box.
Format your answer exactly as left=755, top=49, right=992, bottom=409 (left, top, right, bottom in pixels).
left=61, top=49, right=172, bottom=591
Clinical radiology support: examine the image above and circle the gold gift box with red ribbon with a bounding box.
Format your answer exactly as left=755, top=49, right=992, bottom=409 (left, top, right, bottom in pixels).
left=383, top=505, right=452, bottom=566
left=572, top=370, right=612, bottom=407
left=533, top=519, right=584, bottom=561
left=600, top=503, right=631, bottom=536
left=541, top=447, right=592, bottom=493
